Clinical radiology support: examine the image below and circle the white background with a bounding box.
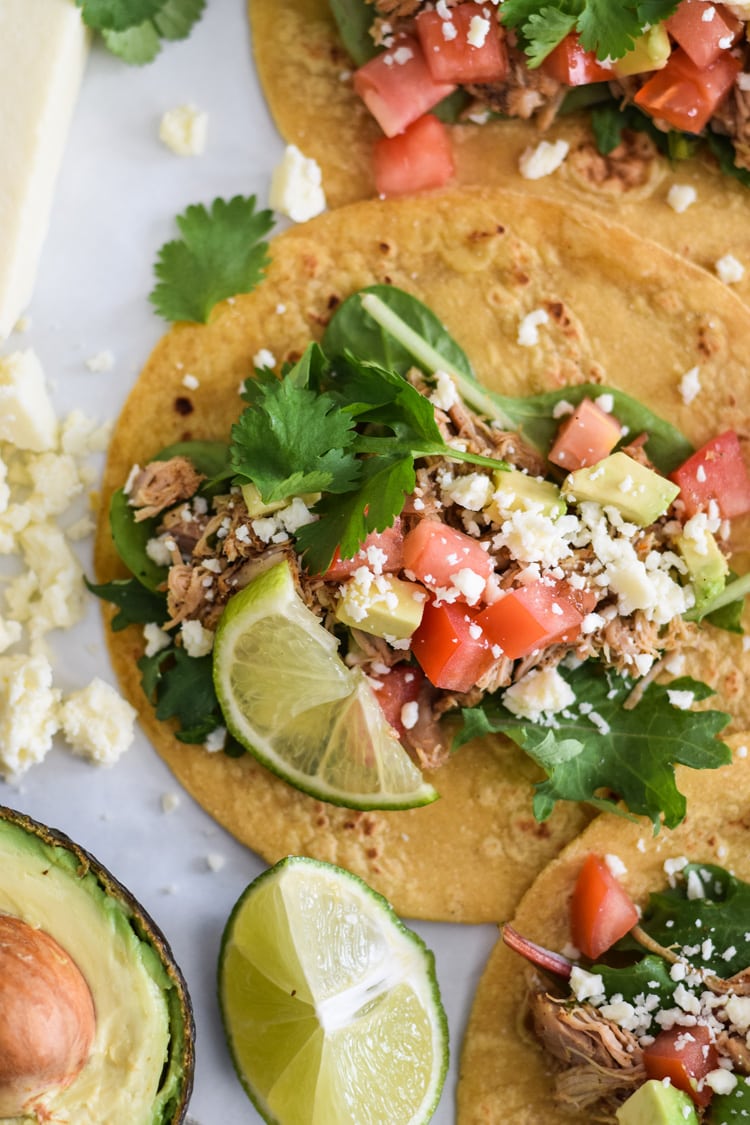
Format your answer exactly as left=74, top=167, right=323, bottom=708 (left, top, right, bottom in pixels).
left=0, top=1, right=500, bottom=1121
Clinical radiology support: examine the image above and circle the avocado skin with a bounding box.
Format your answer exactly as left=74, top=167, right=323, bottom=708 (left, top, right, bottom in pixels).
left=615, top=1079, right=698, bottom=1124
left=0, top=804, right=195, bottom=1123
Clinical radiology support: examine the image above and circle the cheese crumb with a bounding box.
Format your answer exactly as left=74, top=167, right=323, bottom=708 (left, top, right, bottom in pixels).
left=204, top=726, right=227, bottom=753
left=517, top=307, right=549, bottom=347
left=59, top=678, right=137, bottom=765
left=85, top=349, right=114, bottom=373
left=0, top=654, right=61, bottom=776
left=519, top=139, right=570, bottom=180
left=270, top=144, right=327, bottom=223
left=679, top=365, right=702, bottom=405
left=181, top=619, right=215, bottom=658
left=715, top=253, right=745, bottom=284
left=0, top=350, right=58, bottom=451
left=667, top=183, right=697, bottom=213
left=503, top=666, right=576, bottom=722
left=159, top=104, right=208, bottom=156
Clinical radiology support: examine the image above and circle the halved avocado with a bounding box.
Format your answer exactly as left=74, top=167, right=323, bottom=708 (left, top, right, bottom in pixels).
left=0, top=805, right=195, bottom=1124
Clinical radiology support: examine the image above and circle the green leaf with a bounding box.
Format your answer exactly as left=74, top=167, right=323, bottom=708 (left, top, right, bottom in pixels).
left=576, top=0, right=645, bottom=59
left=523, top=8, right=580, bottom=66
left=594, top=955, right=675, bottom=1023
left=328, top=0, right=379, bottom=66
left=102, top=21, right=162, bottom=63
left=457, top=666, right=731, bottom=829
left=500, top=0, right=679, bottom=63
left=153, top=0, right=205, bottom=40
left=78, top=0, right=164, bottom=32
left=109, top=490, right=167, bottom=591
left=150, top=196, right=273, bottom=324
left=706, top=132, right=750, bottom=190
left=153, top=647, right=220, bottom=728
left=85, top=577, right=167, bottom=631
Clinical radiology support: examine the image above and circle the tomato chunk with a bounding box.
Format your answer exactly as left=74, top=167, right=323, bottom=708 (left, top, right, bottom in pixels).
left=569, top=853, right=639, bottom=960
left=643, top=1025, right=719, bottom=1107
left=667, top=0, right=742, bottom=70
left=542, top=33, right=613, bottom=85
left=411, top=598, right=495, bottom=693
left=670, top=430, right=750, bottom=519
left=634, top=47, right=741, bottom=133
left=370, top=664, right=426, bottom=738
left=548, top=397, right=623, bottom=471
left=373, top=113, right=455, bottom=196
left=322, top=520, right=404, bottom=580
left=475, top=580, right=583, bottom=660
left=416, top=2, right=508, bottom=84
left=403, top=520, right=493, bottom=603
left=353, top=35, right=456, bottom=138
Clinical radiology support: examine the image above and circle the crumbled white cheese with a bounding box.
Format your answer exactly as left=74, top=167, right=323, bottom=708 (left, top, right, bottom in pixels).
left=715, top=252, right=745, bottom=284
left=724, top=995, right=750, bottom=1030
left=517, top=307, right=549, bottom=347
left=667, top=689, right=695, bottom=711
left=0, top=350, right=57, bottom=451
left=181, top=372, right=200, bottom=390
left=569, top=966, right=605, bottom=1003
left=85, top=349, right=114, bottom=373
left=146, top=537, right=173, bottom=566
left=204, top=726, right=227, bottom=753
left=0, top=654, right=61, bottom=776
left=253, top=347, right=276, bottom=370
left=400, top=700, right=419, bottom=730
left=705, top=1069, right=738, bottom=1096
left=503, top=666, right=576, bottom=722
left=143, top=622, right=172, bottom=658
left=604, top=854, right=627, bottom=878
left=442, top=472, right=493, bottom=511
left=159, top=104, right=208, bottom=156
left=59, top=678, right=137, bottom=765
left=429, top=370, right=459, bottom=412
left=161, top=792, right=181, bottom=814
left=667, top=183, right=697, bottom=213
left=206, top=852, right=226, bottom=872
left=270, top=144, right=327, bottom=223
left=679, top=365, right=702, bottom=405
left=181, top=619, right=215, bottom=658
left=467, top=14, right=490, bottom=46
left=519, top=139, right=569, bottom=180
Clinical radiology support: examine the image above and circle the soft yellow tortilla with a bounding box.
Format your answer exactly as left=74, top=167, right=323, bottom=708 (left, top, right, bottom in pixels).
left=250, top=0, right=750, bottom=306
left=457, top=735, right=750, bottom=1123
left=95, top=189, right=750, bottom=923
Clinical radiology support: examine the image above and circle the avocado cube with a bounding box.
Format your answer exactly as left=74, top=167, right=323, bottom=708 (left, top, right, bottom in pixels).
left=335, top=575, right=426, bottom=640
left=613, top=25, right=671, bottom=77
left=241, top=482, right=320, bottom=518
left=615, top=1079, right=698, bottom=1125
left=563, top=452, right=680, bottom=527
left=487, top=468, right=566, bottom=520
left=676, top=525, right=728, bottom=615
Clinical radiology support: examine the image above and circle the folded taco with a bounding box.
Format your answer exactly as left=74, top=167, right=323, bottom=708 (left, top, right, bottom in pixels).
left=457, top=734, right=750, bottom=1123
left=93, top=188, right=750, bottom=923
left=251, top=0, right=750, bottom=304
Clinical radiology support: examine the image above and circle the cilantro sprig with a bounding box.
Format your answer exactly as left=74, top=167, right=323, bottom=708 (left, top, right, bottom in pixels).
left=77, top=0, right=206, bottom=64
left=457, top=666, right=731, bottom=830
left=500, top=0, right=679, bottom=65
left=150, top=196, right=273, bottom=324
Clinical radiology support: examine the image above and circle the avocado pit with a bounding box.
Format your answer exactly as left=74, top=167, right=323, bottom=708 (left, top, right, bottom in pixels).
left=0, top=913, right=95, bottom=1117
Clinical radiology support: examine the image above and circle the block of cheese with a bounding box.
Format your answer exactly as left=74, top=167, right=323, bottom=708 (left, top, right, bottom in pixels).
left=0, top=0, right=89, bottom=338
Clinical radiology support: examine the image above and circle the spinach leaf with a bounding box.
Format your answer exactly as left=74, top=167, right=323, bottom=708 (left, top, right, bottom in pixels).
left=432, top=89, right=472, bottom=123
left=706, top=132, right=750, bottom=190
left=594, top=955, right=675, bottom=1019
left=85, top=577, right=167, bottom=630
left=328, top=0, right=378, bottom=66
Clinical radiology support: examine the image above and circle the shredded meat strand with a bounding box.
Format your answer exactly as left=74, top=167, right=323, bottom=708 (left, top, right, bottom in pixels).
left=129, top=457, right=204, bottom=522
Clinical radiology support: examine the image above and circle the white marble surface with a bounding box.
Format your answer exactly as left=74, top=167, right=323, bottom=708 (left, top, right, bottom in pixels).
left=0, top=2, right=500, bottom=1121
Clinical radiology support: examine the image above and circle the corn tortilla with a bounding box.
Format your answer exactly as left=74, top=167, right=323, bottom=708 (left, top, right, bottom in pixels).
left=249, top=0, right=750, bottom=307
left=96, top=188, right=750, bottom=923
left=457, top=735, right=750, bottom=1123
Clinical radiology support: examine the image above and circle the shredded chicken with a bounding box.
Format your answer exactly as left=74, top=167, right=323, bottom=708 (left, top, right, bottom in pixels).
left=129, top=457, right=204, bottom=522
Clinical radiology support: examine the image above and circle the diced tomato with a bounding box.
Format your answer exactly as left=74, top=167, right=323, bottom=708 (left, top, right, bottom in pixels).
left=569, top=853, right=639, bottom=960
left=411, top=598, right=495, bottom=693
left=322, top=521, right=404, bottom=581
left=402, top=520, right=493, bottom=601
left=670, top=430, right=750, bottom=519
left=353, top=35, right=456, bottom=138
left=416, top=2, right=508, bottom=84
left=634, top=47, right=741, bottom=133
left=643, top=1025, right=719, bottom=1107
left=667, top=0, right=742, bottom=70
left=548, top=398, right=623, bottom=471
left=370, top=664, right=425, bottom=738
left=373, top=113, right=455, bottom=196
left=475, top=580, right=583, bottom=660
left=541, top=33, right=613, bottom=86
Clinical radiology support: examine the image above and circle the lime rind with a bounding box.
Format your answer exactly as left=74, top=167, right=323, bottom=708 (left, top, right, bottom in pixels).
left=213, top=561, right=438, bottom=810
left=218, top=856, right=449, bottom=1125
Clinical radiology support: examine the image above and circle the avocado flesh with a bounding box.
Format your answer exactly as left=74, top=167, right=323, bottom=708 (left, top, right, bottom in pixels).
left=0, top=808, right=193, bottom=1125
left=676, top=526, right=728, bottom=616
left=488, top=468, right=566, bottom=519
left=615, top=1079, right=698, bottom=1124
left=563, top=452, right=680, bottom=527
left=335, top=575, right=425, bottom=639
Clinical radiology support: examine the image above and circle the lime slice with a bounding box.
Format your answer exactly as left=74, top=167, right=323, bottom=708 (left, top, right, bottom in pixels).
left=213, top=560, right=437, bottom=809
left=218, top=855, right=449, bottom=1125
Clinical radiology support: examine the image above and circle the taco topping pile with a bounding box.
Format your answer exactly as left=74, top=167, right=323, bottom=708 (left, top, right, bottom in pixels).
left=334, top=0, right=750, bottom=194
left=507, top=855, right=750, bottom=1122
left=92, top=286, right=749, bottom=827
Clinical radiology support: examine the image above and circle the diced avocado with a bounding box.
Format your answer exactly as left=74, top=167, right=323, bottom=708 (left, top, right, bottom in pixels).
left=613, top=25, right=671, bottom=77
left=336, top=575, right=426, bottom=639
left=563, top=451, right=680, bottom=527
left=615, top=1079, right=698, bottom=1125
left=676, top=525, right=729, bottom=615
left=487, top=468, right=566, bottom=520
left=711, top=1073, right=750, bottom=1120
left=241, top=482, right=320, bottom=518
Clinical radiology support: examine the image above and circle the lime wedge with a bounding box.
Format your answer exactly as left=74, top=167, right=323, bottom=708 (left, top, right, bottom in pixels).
left=213, top=560, right=437, bottom=810
left=218, top=855, right=449, bottom=1125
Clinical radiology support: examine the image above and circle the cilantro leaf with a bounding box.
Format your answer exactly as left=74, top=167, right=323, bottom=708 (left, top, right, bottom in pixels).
left=231, top=354, right=361, bottom=503
left=457, top=666, right=731, bottom=829
left=151, top=648, right=220, bottom=727
left=85, top=577, right=167, bottom=631
left=150, top=196, right=273, bottom=324
left=153, top=0, right=205, bottom=40
left=500, top=0, right=679, bottom=63
left=523, top=8, right=579, bottom=66
left=576, top=0, right=647, bottom=59
left=77, top=0, right=164, bottom=32
left=102, top=21, right=162, bottom=63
